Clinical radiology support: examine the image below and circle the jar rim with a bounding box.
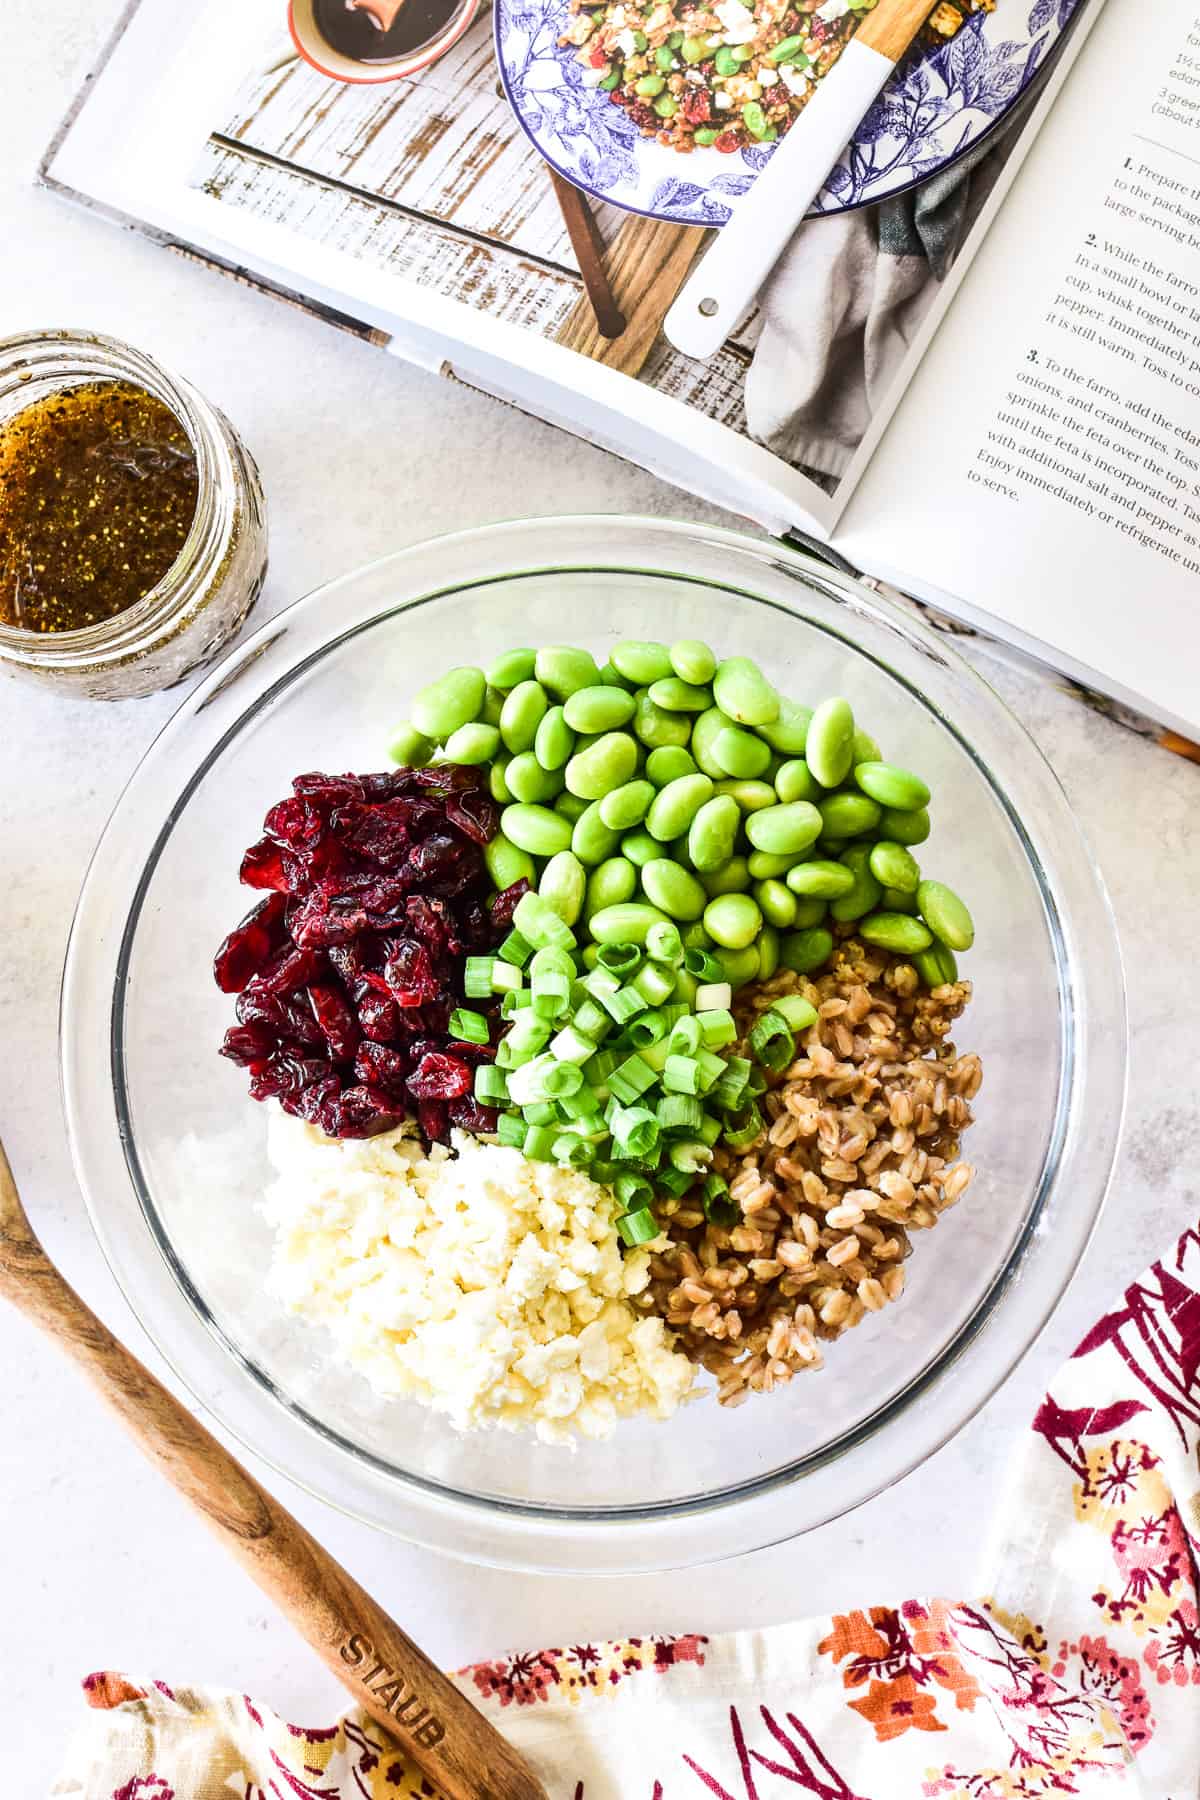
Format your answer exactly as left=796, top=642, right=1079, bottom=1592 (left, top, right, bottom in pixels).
left=0, top=328, right=227, bottom=656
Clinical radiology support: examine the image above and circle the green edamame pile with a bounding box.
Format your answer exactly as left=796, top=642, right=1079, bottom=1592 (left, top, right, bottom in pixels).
left=391, top=639, right=974, bottom=993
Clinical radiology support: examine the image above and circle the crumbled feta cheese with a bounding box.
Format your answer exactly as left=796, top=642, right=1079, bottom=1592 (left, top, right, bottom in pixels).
left=263, top=1115, right=695, bottom=1446
left=713, top=88, right=733, bottom=107
left=757, top=65, right=779, bottom=86
left=616, top=25, right=638, bottom=52
left=581, top=66, right=607, bottom=86
left=779, top=58, right=812, bottom=93
left=714, top=0, right=757, bottom=40
left=816, top=0, right=849, bottom=19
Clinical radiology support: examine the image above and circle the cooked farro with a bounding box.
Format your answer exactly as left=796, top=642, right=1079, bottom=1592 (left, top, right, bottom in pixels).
left=634, top=937, right=981, bottom=1402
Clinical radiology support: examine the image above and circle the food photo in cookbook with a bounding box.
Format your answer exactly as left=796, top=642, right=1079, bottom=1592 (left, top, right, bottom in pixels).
left=214, top=637, right=980, bottom=1444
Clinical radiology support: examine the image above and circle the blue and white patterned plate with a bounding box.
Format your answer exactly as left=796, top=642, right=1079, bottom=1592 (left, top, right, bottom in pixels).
left=495, top=0, right=1083, bottom=225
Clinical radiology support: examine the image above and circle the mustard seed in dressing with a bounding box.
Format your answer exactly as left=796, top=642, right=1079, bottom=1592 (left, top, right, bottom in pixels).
left=0, top=380, right=199, bottom=633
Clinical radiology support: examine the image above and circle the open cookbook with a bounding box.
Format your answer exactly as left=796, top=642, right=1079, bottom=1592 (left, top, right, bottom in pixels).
left=43, top=0, right=1200, bottom=740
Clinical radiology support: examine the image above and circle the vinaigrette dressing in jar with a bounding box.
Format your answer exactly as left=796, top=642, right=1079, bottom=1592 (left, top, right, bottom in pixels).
left=0, top=331, right=267, bottom=699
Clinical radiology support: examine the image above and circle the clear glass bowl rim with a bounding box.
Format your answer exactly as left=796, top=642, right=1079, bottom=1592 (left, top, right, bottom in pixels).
left=59, top=514, right=1127, bottom=1573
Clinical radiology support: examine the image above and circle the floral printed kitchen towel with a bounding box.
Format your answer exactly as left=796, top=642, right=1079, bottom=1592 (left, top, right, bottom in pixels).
left=52, top=1221, right=1200, bottom=1800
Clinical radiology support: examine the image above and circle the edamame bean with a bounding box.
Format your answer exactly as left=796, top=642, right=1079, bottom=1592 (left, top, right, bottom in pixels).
left=869, top=841, right=920, bottom=893
left=481, top=687, right=504, bottom=727
left=499, top=680, right=549, bottom=753
left=534, top=705, right=575, bottom=771
left=647, top=772, right=714, bottom=841
left=915, top=943, right=959, bottom=988
left=443, top=721, right=500, bottom=764
left=599, top=778, right=655, bottom=831
left=621, top=828, right=659, bottom=868
left=754, top=878, right=797, bottom=928
left=534, top=645, right=600, bottom=698
left=670, top=639, right=716, bottom=685
left=632, top=692, right=692, bottom=749
left=786, top=859, right=856, bottom=899
left=501, top=803, right=573, bottom=857
left=554, top=790, right=588, bottom=822
left=641, top=858, right=707, bottom=921
left=485, top=647, right=537, bottom=690
left=712, top=724, right=771, bottom=779
left=385, top=721, right=433, bottom=768
left=485, top=831, right=537, bottom=891
left=713, top=656, right=779, bottom=726
left=714, top=779, right=776, bottom=812
left=571, top=799, right=622, bottom=865
left=699, top=857, right=751, bottom=897
left=917, top=880, right=974, bottom=951
left=563, top=685, right=637, bottom=734
left=538, top=851, right=586, bottom=926
left=506, top=751, right=562, bottom=803
left=747, top=849, right=801, bottom=879
left=611, top=640, right=673, bottom=685
left=648, top=676, right=712, bottom=713
left=805, top=696, right=855, bottom=788
left=773, top=759, right=818, bottom=804
left=881, top=886, right=919, bottom=915
left=598, top=661, right=634, bottom=689
left=681, top=921, right=713, bottom=951
left=646, top=745, right=697, bottom=786
left=489, top=756, right=514, bottom=803
left=703, top=892, right=762, bottom=950
left=566, top=731, right=639, bottom=800
left=756, top=698, right=812, bottom=755
left=817, top=792, right=882, bottom=839
left=672, top=966, right=700, bottom=1006
left=830, top=846, right=882, bottom=922
left=859, top=912, right=934, bottom=954
left=745, top=801, right=822, bottom=857
left=589, top=902, right=673, bottom=945
left=855, top=761, right=931, bottom=811
left=411, top=666, right=486, bottom=740
left=690, top=706, right=728, bottom=778
left=780, top=926, right=833, bottom=974
left=790, top=896, right=828, bottom=929
left=853, top=728, right=882, bottom=764
left=687, top=794, right=740, bottom=871
left=586, top=856, right=637, bottom=917
left=879, top=805, right=931, bottom=846
left=715, top=945, right=760, bottom=988
left=757, top=925, right=780, bottom=981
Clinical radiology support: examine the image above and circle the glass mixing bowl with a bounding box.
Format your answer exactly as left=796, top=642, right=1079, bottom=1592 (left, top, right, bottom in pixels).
left=60, top=516, right=1126, bottom=1573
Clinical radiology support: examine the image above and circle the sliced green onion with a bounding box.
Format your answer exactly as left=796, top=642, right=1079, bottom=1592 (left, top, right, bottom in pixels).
left=615, top=1171, right=655, bottom=1212
left=499, top=928, right=533, bottom=967
left=696, top=1111, right=722, bottom=1147
left=638, top=1037, right=672, bottom=1074
left=610, top=1103, right=660, bottom=1161
left=669, top=1139, right=713, bottom=1174
left=523, top=1123, right=558, bottom=1161
left=552, top=1133, right=595, bottom=1167
left=685, top=947, right=724, bottom=981
left=474, top=1064, right=509, bottom=1103
left=771, top=993, right=818, bottom=1033
left=492, top=961, right=523, bottom=994
left=722, top=1103, right=763, bottom=1150
left=572, top=997, right=611, bottom=1041
left=507, top=1012, right=552, bottom=1057
left=697, top=1007, right=736, bottom=1048
left=749, top=1008, right=796, bottom=1072
left=531, top=971, right=572, bottom=1020
left=645, top=920, right=684, bottom=965
left=463, top=956, right=496, bottom=998
left=449, top=1007, right=489, bottom=1045
left=501, top=987, right=533, bottom=1018
left=582, top=966, right=621, bottom=1002
left=657, top=1093, right=704, bottom=1134
left=694, top=981, right=733, bottom=1014
left=656, top=1166, right=696, bottom=1197
left=668, top=1015, right=703, bottom=1057
left=587, top=1047, right=621, bottom=1088
left=617, top=1207, right=659, bottom=1247
left=603, top=983, right=648, bottom=1025
left=522, top=1100, right=557, bottom=1126
left=702, top=1173, right=739, bottom=1227
left=694, top=1047, right=727, bottom=1093
left=549, top=1024, right=599, bottom=1066
left=627, top=1009, right=669, bottom=1049
left=598, top=942, right=642, bottom=977
left=508, top=1054, right=583, bottom=1105
left=607, top=1053, right=656, bottom=1103
left=745, top=1066, right=768, bottom=1099
left=513, top=890, right=576, bottom=951
left=496, top=1112, right=526, bottom=1148
left=633, top=959, right=676, bottom=1006
left=663, top=1054, right=701, bottom=1095
left=711, top=1057, right=752, bottom=1111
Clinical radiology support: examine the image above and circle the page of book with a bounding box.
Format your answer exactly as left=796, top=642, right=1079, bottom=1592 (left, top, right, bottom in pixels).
left=836, top=0, right=1200, bottom=737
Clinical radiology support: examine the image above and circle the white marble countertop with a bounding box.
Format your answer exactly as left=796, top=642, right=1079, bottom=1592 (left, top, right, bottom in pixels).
left=4, top=4, right=1198, bottom=1790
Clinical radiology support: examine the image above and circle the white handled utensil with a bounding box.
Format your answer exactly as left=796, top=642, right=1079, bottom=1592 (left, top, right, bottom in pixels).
left=664, top=0, right=936, bottom=359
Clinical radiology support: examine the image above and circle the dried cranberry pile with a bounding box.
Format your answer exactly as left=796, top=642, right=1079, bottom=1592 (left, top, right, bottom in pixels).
left=215, top=767, right=520, bottom=1142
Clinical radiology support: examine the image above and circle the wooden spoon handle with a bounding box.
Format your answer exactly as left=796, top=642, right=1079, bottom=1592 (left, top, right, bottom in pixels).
left=0, top=1146, right=547, bottom=1800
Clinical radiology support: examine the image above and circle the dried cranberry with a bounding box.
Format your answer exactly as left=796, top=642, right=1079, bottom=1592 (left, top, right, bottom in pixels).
left=258, top=945, right=327, bottom=996
left=240, top=838, right=289, bottom=892
left=448, top=1096, right=498, bottom=1134
left=403, top=834, right=476, bottom=896
left=357, top=991, right=399, bottom=1042
left=292, top=772, right=366, bottom=806
left=213, top=894, right=288, bottom=993
left=263, top=795, right=325, bottom=850
left=220, top=1022, right=279, bottom=1067
left=308, top=984, right=360, bottom=1063
left=329, top=1084, right=404, bottom=1138
left=683, top=89, right=711, bottom=124
left=405, top=895, right=457, bottom=955
left=383, top=939, right=440, bottom=1008
left=489, top=878, right=531, bottom=931
left=416, top=1098, right=450, bottom=1144
left=407, top=1051, right=472, bottom=1101
left=250, top=1052, right=330, bottom=1100
left=354, top=1041, right=409, bottom=1089
left=444, top=788, right=498, bottom=846
left=714, top=130, right=740, bottom=154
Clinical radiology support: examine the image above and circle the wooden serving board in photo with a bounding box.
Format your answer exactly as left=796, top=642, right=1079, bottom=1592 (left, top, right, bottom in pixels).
left=192, top=19, right=759, bottom=433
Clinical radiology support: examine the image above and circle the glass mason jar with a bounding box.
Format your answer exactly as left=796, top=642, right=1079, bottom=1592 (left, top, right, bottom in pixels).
left=0, top=330, right=268, bottom=700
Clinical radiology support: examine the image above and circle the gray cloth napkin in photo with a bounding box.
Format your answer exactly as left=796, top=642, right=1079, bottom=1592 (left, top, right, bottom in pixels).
left=744, top=98, right=1032, bottom=479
